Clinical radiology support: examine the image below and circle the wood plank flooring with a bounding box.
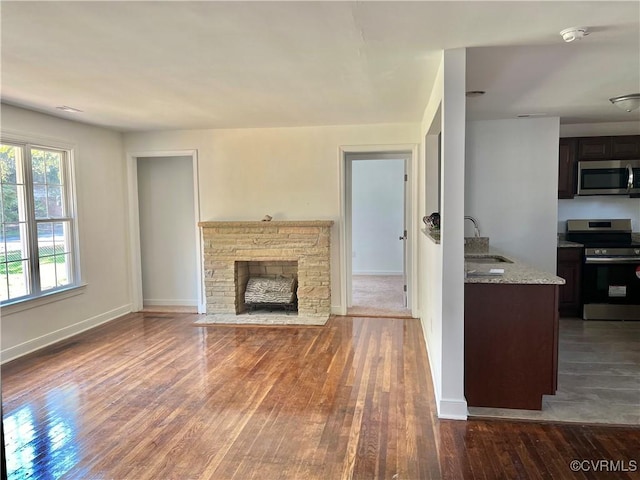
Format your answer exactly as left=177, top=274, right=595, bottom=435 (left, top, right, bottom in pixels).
left=2, top=313, right=639, bottom=479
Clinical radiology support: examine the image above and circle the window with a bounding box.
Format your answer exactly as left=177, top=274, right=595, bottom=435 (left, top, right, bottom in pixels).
left=0, top=142, right=79, bottom=304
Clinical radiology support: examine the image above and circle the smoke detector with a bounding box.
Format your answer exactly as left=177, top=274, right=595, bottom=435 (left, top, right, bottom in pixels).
left=560, top=27, right=589, bottom=42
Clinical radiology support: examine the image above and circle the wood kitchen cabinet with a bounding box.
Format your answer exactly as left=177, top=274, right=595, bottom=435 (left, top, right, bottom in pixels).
left=465, top=283, right=559, bottom=410
left=558, top=138, right=577, bottom=198
left=558, top=135, right=640, bottom=198
left=557, top=247, right=583, bottom=317
left=611, top=136, right=640, bottom=159
left=577, top=136, right=612, bottom=160
left=576, top=135, right=640, bottom=161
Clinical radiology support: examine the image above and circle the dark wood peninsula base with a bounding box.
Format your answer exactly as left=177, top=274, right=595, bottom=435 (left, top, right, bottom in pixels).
left=464, top=283, right=559, bottom=410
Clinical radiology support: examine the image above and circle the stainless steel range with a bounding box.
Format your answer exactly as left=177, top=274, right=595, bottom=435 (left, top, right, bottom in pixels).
left=566, top=219, right=640, bottom=320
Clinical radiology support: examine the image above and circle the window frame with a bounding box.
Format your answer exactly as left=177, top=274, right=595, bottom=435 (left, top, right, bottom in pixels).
left=1, top=132, right=82, bottom=308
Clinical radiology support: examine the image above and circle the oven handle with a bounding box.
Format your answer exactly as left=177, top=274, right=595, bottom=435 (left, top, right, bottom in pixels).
left=585, top=256, right=640, bottom=264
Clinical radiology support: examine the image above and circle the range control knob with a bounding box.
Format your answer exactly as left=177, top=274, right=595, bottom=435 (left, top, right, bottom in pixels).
left=635, top=249, right=640, bottom=255
left=601, top=249, right=607, bottom=255
left=595, top=249, right=601, bottom=254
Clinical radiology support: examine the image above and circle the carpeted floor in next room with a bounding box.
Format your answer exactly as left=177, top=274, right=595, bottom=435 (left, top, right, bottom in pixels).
left=348, top=274, right=412, bottom=318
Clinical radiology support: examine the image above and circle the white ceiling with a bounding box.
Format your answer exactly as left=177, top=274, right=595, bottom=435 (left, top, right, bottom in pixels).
left=1, top=1, right=639, bottom=132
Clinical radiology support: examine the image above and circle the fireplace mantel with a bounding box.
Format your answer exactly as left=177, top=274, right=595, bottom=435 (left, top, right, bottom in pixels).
left=198, top=220, right=333, bottom=228
left=199, top=220, right=333, bottom=325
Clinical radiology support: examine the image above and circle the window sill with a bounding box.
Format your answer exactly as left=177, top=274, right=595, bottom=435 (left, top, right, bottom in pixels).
left=0, top=284, right=87, bottom=315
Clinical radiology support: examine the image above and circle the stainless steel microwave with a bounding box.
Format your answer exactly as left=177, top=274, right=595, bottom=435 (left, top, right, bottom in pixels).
left=577, top=159, right=640, bottom=195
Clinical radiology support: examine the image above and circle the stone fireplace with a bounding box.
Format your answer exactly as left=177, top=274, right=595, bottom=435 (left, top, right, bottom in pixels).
left=199, top=221, right=333, bottom=325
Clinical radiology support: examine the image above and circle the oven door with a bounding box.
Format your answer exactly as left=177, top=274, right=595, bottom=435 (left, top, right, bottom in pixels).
left=578, top=159, right=640, bottom=195
left=582, top=258, right=640, bottom=320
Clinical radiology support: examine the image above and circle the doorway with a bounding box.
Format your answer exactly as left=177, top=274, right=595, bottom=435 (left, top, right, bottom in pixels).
left=127, top=150, right=204, bottom=314
left=344, top=152, right=412, bottom=317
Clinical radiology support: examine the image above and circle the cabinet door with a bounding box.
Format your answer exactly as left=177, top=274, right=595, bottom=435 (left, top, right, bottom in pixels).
left=577, top=137, right=612, bottom=160
left=558, top=138, right=576, bottom=199
left=611, top=135, right=640, bottom=159
left=557, top=248, right=582, bottom=317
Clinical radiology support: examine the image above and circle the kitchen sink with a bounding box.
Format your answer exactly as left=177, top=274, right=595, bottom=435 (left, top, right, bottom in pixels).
left=464, top=255, right=513, bottom=264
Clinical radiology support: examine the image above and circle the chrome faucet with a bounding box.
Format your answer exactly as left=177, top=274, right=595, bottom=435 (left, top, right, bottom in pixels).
left=464, top=216, right=481, bottom=237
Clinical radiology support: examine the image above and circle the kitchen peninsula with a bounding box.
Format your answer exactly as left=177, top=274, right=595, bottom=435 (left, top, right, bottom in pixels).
left=464, top=251, right=565, bottom=410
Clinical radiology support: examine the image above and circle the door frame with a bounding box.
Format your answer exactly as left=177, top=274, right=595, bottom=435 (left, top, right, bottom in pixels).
left=338, top=144, right=418, bottom=316
left=126, top=150, right=204, bottom=313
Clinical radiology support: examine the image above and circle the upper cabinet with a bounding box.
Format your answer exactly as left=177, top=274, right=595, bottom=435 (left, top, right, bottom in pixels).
left=577, top=136, right=640, bottom=161
left=558, top=135, right=640, bottom=199
left=577, top=137, right=611, bottom=160
left=611, top=136, right=640, bottom=159
left=558, top=138, right=577, bottom=199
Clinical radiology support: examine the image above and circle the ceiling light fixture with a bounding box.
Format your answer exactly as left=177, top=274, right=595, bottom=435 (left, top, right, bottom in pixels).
left=609, top=93, right=640, bottom=112
left=56, top=105, right=83, bottom=113
left=560, top=27, right=589, bottom=42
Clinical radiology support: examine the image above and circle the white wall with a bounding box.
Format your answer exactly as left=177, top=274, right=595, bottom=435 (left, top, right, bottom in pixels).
left=352, top=159, right=404, bottom=275
left=558, top=121, right=640, bottom=233
left=465, top=117, right=560, bottom=274
left=137, top=156, right=197, bottom=305
left=124, top=123, right=420, bottom=312
left=558, top=197, right=640, bottom=233
left=417, top=49, right=468, bottom=420
left=1, top=105, right=130, bottom=362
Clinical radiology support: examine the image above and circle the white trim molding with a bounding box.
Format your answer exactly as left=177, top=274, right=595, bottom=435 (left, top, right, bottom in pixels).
left=126, top=150, right=205, bottom=314
left=338, top=144, right=419, bottom=316
left=1, top=304, right=131, bottom=364
left=143, top=299, right=198, bottom=307
left=437, top=399, right=469, bottom=420
left=1, top=284, right=87, bottom=315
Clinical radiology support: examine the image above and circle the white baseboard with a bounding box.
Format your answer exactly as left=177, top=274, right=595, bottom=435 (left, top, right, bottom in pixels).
left=418, top=315, right=468, bottom=421
left=352, top=271, right=403, bottom=276
left=1, top=304, right=131, bottom=364
left=143, top=299, right=198, bottom=307
left=437, top=399, right=468, bottom=420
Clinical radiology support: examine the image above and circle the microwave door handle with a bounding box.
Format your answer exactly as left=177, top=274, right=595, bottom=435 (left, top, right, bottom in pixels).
left=627, top=164, right=634, bottom=191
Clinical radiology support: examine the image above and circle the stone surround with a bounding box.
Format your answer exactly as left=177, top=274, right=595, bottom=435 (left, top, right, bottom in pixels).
left=199, top=221, right=333, bottom=325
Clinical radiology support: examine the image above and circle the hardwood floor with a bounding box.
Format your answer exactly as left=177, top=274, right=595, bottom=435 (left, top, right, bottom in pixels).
left=2, top=313, right=639, bottom=479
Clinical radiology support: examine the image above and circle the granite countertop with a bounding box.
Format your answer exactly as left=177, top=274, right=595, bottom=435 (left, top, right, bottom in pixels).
left=465, top=250, right=565, bottom=285
left=558, top=239, right=583, bottom=248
